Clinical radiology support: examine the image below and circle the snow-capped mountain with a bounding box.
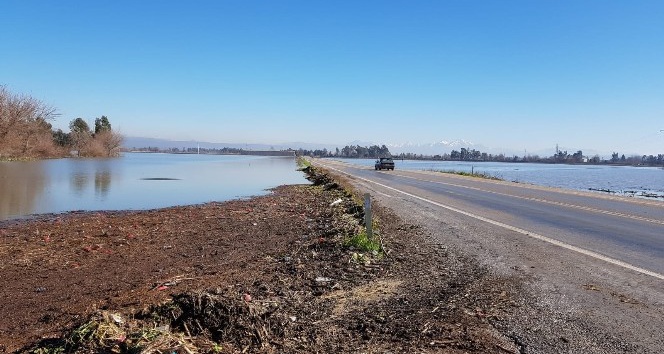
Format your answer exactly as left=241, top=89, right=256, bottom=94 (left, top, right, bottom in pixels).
left=344, top=139, right=489, bottom=155
left=385, top=140, right=490, bottom=155
left=123, top=137, right=340, bottom=152
left=123, top=136, right=533, bottom=157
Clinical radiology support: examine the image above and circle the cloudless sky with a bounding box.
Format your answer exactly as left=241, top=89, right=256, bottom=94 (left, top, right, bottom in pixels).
left=2, top=0, right=663, bottom=155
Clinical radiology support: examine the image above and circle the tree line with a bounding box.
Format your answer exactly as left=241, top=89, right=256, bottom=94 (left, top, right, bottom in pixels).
left=130, top=146, right=246, bottom=154
left=301, top=144, right=663, bottom=167
left=0, top=86, right=122, bottom=159
left=297, top=145, right=391, bottom=159
left=400, top=148, right=664, bottom=167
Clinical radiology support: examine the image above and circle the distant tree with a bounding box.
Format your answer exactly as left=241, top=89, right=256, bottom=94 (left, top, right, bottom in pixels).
left=460, top=148, right=469, bottom=160
left=93, top=130, right=123, bottom=157
left=379, top=145, right=389, bottom=156
left=52, top=128, right=70, bottom=147
left=335, top=144, right=390, bottom=158
left=625, top=155, right=642, bottom=165
left=69, top=118, right=90, bottom=134
left=450, top=150, right=460, bottom=160
left=611, top=152, right=619, bottom=163
left=67, top=116, right=123, bottom=157
left=554, top=150, right=568, bottom=162
left=69, top=118, right=92, bottom=156
left=94, top=115, right=111, bottom=134
left=94, top=116, right=122, bottom=157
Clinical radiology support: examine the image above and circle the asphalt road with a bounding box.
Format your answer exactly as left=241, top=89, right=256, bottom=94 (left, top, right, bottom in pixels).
left=316, top=159, right=664, bottom=277
left=313, top=158, right=664, bottom=351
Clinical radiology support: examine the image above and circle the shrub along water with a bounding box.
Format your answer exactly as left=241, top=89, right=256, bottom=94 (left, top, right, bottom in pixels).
left=0, top=86, right=123, bottom=160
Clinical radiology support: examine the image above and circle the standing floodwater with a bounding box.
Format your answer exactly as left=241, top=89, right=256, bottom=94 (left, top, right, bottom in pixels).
left=0, top=153, right=308, bottom=221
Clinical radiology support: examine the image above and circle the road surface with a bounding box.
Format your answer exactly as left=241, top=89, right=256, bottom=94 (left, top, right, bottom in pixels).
left=313, top=158, right=664, bottom=352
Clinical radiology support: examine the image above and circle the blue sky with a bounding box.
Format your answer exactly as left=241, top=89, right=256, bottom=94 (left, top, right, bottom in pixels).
left=2, top=1, right=663, bottom=155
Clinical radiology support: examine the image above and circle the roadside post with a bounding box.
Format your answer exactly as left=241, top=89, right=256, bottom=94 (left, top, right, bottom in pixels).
left=364, top=193, right=373, bottom=240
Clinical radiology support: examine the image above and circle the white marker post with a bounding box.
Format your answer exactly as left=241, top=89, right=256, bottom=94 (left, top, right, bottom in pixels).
left=364, top=193, right=373, bottom=240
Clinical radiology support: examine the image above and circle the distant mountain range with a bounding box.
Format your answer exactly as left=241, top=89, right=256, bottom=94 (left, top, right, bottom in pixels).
left=123, top=136, right=611, bottom=158
left=122, top=137, right=339, bottom=152
left=123, top=137, right=492, bottom=155
left=386, top=140, right=491, bottom=155
left=346, top=139, right=518, bottom=156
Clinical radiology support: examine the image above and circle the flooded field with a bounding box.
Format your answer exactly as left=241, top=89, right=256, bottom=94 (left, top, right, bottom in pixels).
left=0, top=153, right=307, bottom=221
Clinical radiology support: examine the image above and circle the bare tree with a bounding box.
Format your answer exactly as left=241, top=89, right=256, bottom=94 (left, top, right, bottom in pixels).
left=94, top=130, right=123, bottom=157
left=0, top=86, right=59, bottom=158
left=1, top=86, right=124, bottom=159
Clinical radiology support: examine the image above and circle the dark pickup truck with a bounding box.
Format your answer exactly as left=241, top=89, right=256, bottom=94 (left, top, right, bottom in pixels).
left=374, top=157, right=395, bottom=170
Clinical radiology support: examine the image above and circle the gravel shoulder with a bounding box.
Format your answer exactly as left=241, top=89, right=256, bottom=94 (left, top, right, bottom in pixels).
left=326, top=163, right=664, bottom=354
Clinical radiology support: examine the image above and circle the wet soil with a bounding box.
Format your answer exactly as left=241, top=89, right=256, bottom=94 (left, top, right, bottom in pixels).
left=1, top=168, right=523, bottom=353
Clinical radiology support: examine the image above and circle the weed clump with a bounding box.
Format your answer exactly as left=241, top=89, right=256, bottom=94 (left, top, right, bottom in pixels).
left=431, top=169, right=502, bottom=180
left=296, top=156, right=311, bottom=169
left=344, top=230, right=382, bottom=254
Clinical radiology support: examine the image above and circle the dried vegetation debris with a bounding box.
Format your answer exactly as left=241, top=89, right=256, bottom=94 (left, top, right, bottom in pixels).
left=6, top=166, right=525, bottom=353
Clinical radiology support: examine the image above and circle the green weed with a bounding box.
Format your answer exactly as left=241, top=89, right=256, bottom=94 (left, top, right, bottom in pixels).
left=296, top=156, right=311, bottom=169
left=431, top=169, right=502, bottom=180
left=344, top=230, right=382, bottom=254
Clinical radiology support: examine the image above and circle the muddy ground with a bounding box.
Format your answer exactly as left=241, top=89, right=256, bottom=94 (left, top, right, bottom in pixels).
left=1, top=167, right=525, bottom=353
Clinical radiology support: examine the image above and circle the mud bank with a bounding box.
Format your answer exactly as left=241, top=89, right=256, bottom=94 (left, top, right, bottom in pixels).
left=3, top=167, right=524, bottom=353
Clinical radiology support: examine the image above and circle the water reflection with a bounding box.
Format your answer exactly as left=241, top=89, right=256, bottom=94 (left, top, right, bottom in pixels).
left=0, top=161, right=48, bottom=220
left=1, top=154, right=308, bottom=221
left=95, top=170, right=112, bottom=198
left=68, top=160, right=114, bottom=200
left=71, top=173, right=88, bottom=196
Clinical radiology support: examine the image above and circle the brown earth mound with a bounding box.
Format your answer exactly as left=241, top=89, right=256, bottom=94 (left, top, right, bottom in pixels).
left=1, top=167, right=522, bottom=353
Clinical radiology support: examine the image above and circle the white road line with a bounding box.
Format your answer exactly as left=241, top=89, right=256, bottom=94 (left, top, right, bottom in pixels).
left=323, top=159, right=664, bottom=208
left=387, top=171, right=664, bottom=226
left=330, top=160, right=664, bottom=225
left=321, top=163, right=664, bottom=281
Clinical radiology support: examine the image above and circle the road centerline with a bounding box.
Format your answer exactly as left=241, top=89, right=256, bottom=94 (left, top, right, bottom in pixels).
left=386, top=170, right=664, bottom=226
left=320, top=163, right=664, bottom=281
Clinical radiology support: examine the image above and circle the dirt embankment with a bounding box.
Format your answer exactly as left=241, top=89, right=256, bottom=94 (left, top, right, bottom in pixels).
left=1, top=166, right=523, bottom=353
